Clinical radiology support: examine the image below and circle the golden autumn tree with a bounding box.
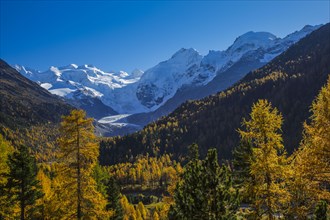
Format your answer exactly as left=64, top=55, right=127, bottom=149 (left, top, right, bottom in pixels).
left=152, top=211, right=159, bottom=220
left=238, top=99, right=289, bottom=219
left=0, top=134, right=16, bottom=218
left=35, top=167, right=55, bottom=219
left=301, top=76, right=330, bottom=201
left=120, top=195, right=137, bottom=220
left=288, top=76, right=330, bottom=218
left=137, top=202, right=148, bottom=220
left=57, top=109, right=107, bottom=219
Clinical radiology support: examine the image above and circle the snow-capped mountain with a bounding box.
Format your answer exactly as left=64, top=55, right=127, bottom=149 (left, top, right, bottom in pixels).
left=14, top=63, right=146, bottom=117
left=136, top=48, right=203, bottom=109
left=15, top=24, right=321, bottom=135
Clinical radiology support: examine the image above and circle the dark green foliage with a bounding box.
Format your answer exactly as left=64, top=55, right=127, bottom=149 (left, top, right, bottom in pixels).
left=100, top=24, right=330, bottom=165
left=106, top=177, right=123, bottom=220
left=5, top=145, right=43, bottom=219
left=169, top=146, right=204, bottom=219
left=188, top=143, right=199, bottom=161
left=93, top=164, right=110, bottom=197
left=314, top=200, right=328, bottom=220
left=169, top=145, right=239, bottom=220
left=232, top=140, right=253, bottom=186
left=126, top=194, right=159, bottom=205
left=203, top=149, right=240, bottom=220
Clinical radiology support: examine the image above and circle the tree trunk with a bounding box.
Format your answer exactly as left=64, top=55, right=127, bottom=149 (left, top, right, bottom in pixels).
left=266, top=173, right=273, bottom=220
left=20, top=202, right=24, bottom=220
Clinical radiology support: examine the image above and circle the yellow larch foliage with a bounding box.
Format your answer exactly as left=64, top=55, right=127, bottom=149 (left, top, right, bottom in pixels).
left=239, top=99, right=289, bottom=219
left=55, top=110, right=108, bottom=219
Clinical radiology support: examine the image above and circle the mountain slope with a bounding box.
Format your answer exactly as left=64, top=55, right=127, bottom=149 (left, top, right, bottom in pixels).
left=100, top=25, right=322, bottom=135
left=0, top=59, right=73, bottom=131
left=112, top=25, right=321, bottom=136
left=99, top=23, right=330, bottom=165
left=15, top=25, right=320, bottom=128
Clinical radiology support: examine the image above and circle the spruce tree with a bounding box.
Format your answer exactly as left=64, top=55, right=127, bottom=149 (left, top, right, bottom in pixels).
left=5, top=145, right=43, bottom=220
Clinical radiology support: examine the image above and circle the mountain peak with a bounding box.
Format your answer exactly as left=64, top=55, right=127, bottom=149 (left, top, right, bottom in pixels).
left=60, top=64, right=78, bottom=69
left=227, top=31, right=277, bottom=54
left=281, top=24, right=322, bottom=44
left=171, top=48, right=200, bottom=59
left=301, top=24, right=322, bottom=31
left=131, top=69, right=144, bottom=78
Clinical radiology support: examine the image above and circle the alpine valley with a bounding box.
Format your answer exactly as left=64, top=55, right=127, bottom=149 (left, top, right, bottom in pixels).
left=14, top=25, right=321, bottom=136
left=1, top=11, right=330, bottom=219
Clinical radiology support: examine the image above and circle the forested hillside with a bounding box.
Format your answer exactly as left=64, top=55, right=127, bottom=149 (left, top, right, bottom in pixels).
left=100, top=23, right=330, bottom=165
left=0, top=59, right=72, bottom=132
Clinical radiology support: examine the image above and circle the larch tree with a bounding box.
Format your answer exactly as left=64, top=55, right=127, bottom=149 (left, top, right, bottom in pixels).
left=238, top=99, right=289, bottom=219
left=57, top=109, right=107, bottom=219
left=300, top=76, right=330, bottom=201
left=0, top=134, right=15, bottom=218
left=152, top=211, right=159, bottom=220
left=288, top=76, right=330, bottom=218
left=120, top=195, right=137, bottom=220
left=137, top=202, right=148, bottom=220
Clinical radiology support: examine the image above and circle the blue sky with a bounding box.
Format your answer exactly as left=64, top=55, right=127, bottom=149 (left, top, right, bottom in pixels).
left=0, top=1, right=329, bottom=72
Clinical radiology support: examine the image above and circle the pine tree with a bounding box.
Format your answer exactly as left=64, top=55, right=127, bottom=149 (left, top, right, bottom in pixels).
left=5, top=145, right=43, bottom=220
left=168, top=143, right=204, bottom=219
left=314, top=200, right=328, bottom=220
left=203, top=149, right=239, bottom=220
left=169, top=145, right=239, bottom=219
left=238, top=99, right=289, bottom=219
left=232, top=140, right=253, bottom=187
left=107, top=177, right=123, bottom=220
left=57, top=109, right=107, bottom=219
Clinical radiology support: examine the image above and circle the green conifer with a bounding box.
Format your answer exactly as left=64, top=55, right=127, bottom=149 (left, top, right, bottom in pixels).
left=107, top=177, right=124, bottom=220
left=5, top=145, right=43, bottom=220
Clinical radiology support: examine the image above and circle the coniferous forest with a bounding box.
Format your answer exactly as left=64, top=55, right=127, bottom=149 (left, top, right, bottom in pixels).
left=0, top=9, right=330, bottom=220
left=1, top=77, right=329, bottom=219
